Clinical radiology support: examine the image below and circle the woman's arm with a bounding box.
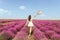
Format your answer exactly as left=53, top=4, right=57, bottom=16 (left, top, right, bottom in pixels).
left=24, top=20, right=29, bottom=27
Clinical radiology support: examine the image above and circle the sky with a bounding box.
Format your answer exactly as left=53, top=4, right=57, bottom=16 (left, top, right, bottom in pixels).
left=0, top=0, right=60, bottom=19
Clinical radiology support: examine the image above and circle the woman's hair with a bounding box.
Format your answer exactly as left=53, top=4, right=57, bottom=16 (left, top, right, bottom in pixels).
left=28, top=15, right=31, bottom=21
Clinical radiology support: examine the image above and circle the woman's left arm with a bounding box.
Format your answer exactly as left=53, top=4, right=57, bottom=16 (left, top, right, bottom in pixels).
left=24, top=20, right=29, bottom=27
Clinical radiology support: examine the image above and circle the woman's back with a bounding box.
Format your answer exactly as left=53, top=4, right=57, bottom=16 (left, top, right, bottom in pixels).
left=28, top=20, right=34, bottom=27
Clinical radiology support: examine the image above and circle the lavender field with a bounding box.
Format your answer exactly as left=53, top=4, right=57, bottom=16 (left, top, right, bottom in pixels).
left=0, top=19, right=60, bottom=40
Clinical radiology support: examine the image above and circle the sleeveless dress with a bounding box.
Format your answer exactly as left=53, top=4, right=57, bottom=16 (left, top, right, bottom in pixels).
left=28, top=21, right=34, bottom=27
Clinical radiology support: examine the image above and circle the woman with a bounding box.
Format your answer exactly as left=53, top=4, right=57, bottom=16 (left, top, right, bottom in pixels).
left=25, top=15, right=34, bottom=36
left=28, top=15, right=34, bottom=36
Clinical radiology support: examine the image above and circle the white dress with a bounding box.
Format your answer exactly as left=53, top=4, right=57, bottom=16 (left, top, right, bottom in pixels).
left=28, top=21, right=34, bottom=27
